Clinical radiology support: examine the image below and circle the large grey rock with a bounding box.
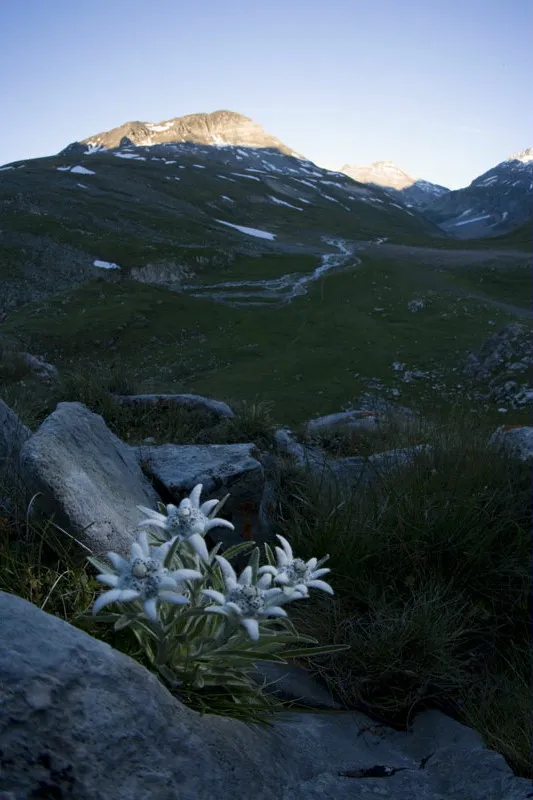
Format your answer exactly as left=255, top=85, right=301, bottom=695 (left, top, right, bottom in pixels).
left=0, top=400, right=32, bottom=515
left=112, top=393, right=235, bottom=419
left=0, top=592, right=530, bottom=800
left=135, top=442, right=264, bottom=548
left=19, top=402, right=160, bottom=560
left=488, top=426, right=533, bottom=462
left=19, top=352, right=58, bottom=383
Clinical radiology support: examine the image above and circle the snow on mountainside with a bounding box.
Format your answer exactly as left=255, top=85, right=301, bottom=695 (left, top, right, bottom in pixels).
left=78, top=110, right=305, bottom=159
left=340, top=161, right=449, bottom=210
left=422, top=146, right=533, bottom=239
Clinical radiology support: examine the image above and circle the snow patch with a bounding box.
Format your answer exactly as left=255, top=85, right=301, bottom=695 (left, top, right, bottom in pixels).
left=93, top=259, right=120, bottom=270
left=114, top=153, right=147, bottom=160
left=231, top=172, right=261, bottom=181
left=192, top=164, right=206, bottom=169
left=268, top=195, right=303, bottom=211
left=453, top=214, right=492, bottom=227
left=71, top=165, right=95, bottom=175
left=216, top=220, right=276, bottom=240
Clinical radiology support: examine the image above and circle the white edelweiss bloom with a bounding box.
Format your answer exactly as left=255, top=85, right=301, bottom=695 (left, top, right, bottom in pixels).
left=92, top=530, right=203, bottom=622
left=137, top=483, right=234, bottom=563
left=201, top=555, right=290, bottom=641
left=258, top=534, right=334, bottom=597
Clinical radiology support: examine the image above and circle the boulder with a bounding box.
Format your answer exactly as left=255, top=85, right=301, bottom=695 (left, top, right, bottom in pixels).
left=112, top=393, right=235, bottom=420
left=19, top=402, right=160, bottom=560
left=0, top=400, right=32, bottom=516
left=488, top=426, right=533, bottom=462
left=135, top=442, right=264, bottom=548
left=19, top=352, right=58, bottom=383
left=305, top=410, right=382, bottom=436
left=0, top=591, right=530, bottom=800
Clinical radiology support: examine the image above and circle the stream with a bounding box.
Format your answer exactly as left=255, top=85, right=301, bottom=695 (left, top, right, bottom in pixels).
left=181, top=237, right=387, bottom=307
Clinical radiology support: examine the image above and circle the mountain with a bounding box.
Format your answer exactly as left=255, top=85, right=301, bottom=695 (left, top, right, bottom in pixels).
left=78, top=110, right=304, bottom=158
left=421, top=147, right=533, bottom=239
left=340, top=161, right=449, bottom=210
left=0, top=114, right=447, bottom=315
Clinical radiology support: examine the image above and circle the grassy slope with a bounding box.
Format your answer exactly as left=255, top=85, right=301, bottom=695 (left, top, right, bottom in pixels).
left=2, top=250, right=530, bottom=431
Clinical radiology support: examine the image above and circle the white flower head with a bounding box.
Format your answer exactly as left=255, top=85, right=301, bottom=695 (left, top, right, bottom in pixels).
left=258, top=534, right=333, bottom=597
left=201, top=555, right=291, bottom=641
left=92, top=530, right=203, bottom=622
left=137, top=483, right=234, bottom=563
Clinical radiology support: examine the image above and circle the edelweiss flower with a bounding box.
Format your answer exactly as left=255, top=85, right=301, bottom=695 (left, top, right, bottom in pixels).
left=258, top=534, right=333, bottom=597
left=137, top=483, right=234, bottom=563
left=92, top=531, right=203, bottom=622
left=201, top=555, right=291, bottom=641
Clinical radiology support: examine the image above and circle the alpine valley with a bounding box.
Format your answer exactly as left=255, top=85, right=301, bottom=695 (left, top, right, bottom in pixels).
left=1, top=110, right=531, bottom=426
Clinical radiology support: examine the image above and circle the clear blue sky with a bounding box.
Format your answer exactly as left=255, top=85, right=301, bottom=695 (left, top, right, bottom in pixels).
left=1, top=0, right=531, bottom=189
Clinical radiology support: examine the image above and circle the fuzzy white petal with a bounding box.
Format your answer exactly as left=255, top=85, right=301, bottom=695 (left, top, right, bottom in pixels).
left=187, top=533, right=210, bottom=564
left=131, top=543, right=146, bottom=562
left=136, top=506, right=166, bottom=521
left=189, top=484, right=203, bottom=508
left=171, top=568, right=203, bottom=582
left=307, top=579, right=334, bottom=594
left=205, top=517, right=235, bottom=532
left=310, top=567, right=331, bottom=579
left=93, top=588, right=128, bottom=614
left=306, top=557, right=318, bottom=571
left=137, top=518, right=167, bottom=530
left=263, top=606, right=288, bottom=618
left=225, top=601, right=243, bottom=615
left=238, top=566, right=253, bottom=586
left=201, top=589, right=227, bottom=605
left=117, top=589, right=141, bottom=602
left=275, top=546, right=290, bottom=567
left=276, top=534, right=294, bottom=560
left=107, top=552, right=131, bottom=572
left=200, top=499, right=219, bottom=515
left=241, top=617, right=260, bottom=641
left=257, top=573, right=273, bottom=590
left=143, top=597, right=158, bottom=621
left=257, top=565, right=278, bottom=576
left=215, top=555, right=237, bottom=584
left=96, top=574, right=119, bottom=588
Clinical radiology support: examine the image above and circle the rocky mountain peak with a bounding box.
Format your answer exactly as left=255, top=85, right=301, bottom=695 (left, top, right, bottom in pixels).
left=80, top=109, right=303, bottom=157
left=507, top=146, right=533, bottom=164
left=340, top=160, right=414, bottom=190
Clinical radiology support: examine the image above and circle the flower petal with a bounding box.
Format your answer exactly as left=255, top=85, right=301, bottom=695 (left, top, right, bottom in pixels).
left=262, top=606, right=288, bottom=618
left=187, top=533, right=210, bottom=564
left=306, top=557, right=318, bottom=571
left=276, top=534, right=294, bottom=560
left=241, top=617, right=260, bottom=641
left=136, top=506, right=166, bottom=521
left=96, top=574, right=119, bottom=588
left=137, top=518, right=167, bottom=530
left=189, top=484, right=203, bottom=509
left=200, top=499, right=219, bottom=515
left=225, top=601, right=243, bottom=615
left=204, top=517, right=235, bottom=532
left=171, top=568, right=203, bottom=582
left=215, top=555, right=237, bottom=585
left=275, top=546, right=290, bottom=567
left=93, top=588, right=127, bottom=615
left=258, top=565, right=278, bottom=576
left=310, top=567, right=331, bottom=579
left=143, top=597, right=159, bottom=621
left=201, top=589, right=227, bottom=605
left=117, top=589, right=141, bottom=602
left=106, top=552, right=131, bottom=572
left=238, top=566, right=253, bottom=586
left=257, top=573, right=273, bottom=590
left=307, top=579, right=334, bottom=595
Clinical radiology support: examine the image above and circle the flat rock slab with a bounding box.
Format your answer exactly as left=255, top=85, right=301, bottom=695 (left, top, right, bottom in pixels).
left=112, top=393, right=235, bottom=419
left=0, top=592, right=529, bottom=800
left=135, top=442, right=264, bottom=549
left=489, top=426, right=533, bottom=461
left=19, top=402, right=160, bottom=560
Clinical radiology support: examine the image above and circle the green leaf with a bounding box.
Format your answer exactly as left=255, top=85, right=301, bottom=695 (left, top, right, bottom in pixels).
left=280, top=643, right=351, bottom=659
left=113, top=614, right=136, bottom=632
left=263, top=542, right=276, bottom=567
left=87, top=555, right=113, bottom=574
left=248, top=547, right=260, bottom=584
left=210, top=649, right=288, bottom=663
left=220, top=541, right=256, bottom=561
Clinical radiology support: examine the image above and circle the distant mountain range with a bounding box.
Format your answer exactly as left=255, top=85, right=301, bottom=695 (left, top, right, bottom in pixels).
left=420, top=147, right=533, bottom=239
left=339, top=161, right=449, bottom=210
